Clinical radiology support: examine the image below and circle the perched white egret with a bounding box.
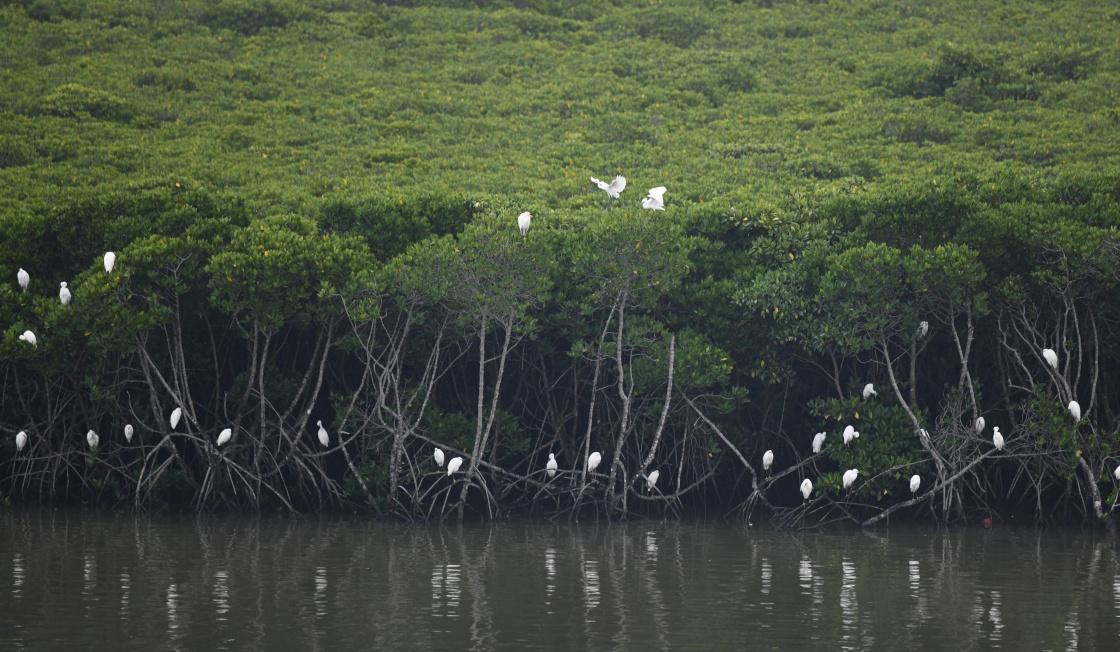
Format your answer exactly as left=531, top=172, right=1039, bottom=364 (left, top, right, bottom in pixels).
left=546, top=453, right=558, bottom=478
left=842, top=468, right=859, bottom=489
left=641, top=186, right=667, bottom=211
left=587, top=451, right=602, bottom=473
left=169, top=407, right=182, bottom=430
left=762, top=449, right=774, bottom=471
left=862, top=383, right=877, bottom=399
left=917, top=321, right=929, bottom=337
left=59, top=282, right=71, bottom=305
left=800, top=478, right=813, bottom=500
left=590, top=175, right=627, bottom=198
left=104, top=251, right=116, bottom=274
left=645, top=469, right=660, bottom=492
left=1068, top=400, right=1081, bottom=423
left=216, top=428, right=232, bottom=447
left=18, top=330, right=37, bottom=347
left=919, top=428, right=930, bottom=441
left=975, top=416, right=985, bottom=433
left=1114, top=465, right=1120, bottom=481
left=86, top=430, right=99, bottom=449
left=434, top=448, right=445, bottom=468
left=16, top=430, right=28, bottom=452
left=447, top=456, right=463, bottom=476
left=992, top=426, right=1004, bottom=451
left=812, top=431, right=826, bottom=454
left=124, top=424, right=134, bottom=443
left=910, top=474, right=921, bottom=494
left=17, top=268, right=29, bottom=291
left=842, top=425, right=859, bottom=445
left=316, top=420, right=329, bottom=447
left=517, top=211, right=532, bottom=237
left=1042, top=348, right=1058, bottom=369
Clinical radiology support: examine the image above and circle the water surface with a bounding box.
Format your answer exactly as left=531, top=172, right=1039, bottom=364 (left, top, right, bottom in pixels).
left=2, top=511, right=1118, bottom=650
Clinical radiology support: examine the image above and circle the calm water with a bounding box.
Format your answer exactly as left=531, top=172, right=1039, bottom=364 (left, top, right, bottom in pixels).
left=1, top=511, right=1118, bottom=650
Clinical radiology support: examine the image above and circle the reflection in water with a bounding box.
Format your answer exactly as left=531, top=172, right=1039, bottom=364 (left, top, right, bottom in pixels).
left=1, top=514, right=1119, bottom=649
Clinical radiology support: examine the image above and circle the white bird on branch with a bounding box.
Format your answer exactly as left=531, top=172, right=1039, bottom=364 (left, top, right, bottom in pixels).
left=641, top=186, right=667, bottom=211
left=917, top=321, right=929, bottom=337
left=19, top=330, right=37, bottom=347
left=590, top=175, right=626, bottom=198
left=86, top=430, right=99, bottom=450
left=17, top=268, right=29, bottom=291
left=517, top=211, right=532, bottom=237
left=316, top=420, right=330, bottom=447
left=1068, top=401, right=1081, bottom=423
left=447, top=456, right=463, bottom=476
left=800, top=478, right=813, bottom=500
left=124, top=424, right=134, bottom=443
left=842, top=425, right=859, bottom=445
left=910, top=474, right=921, bottom=494
left=16, top=431, right=28, bottom=452
left=216, top=428, right=232, bottom=447
left=812, top=431, right=826, bottom=454
left=645, top=469, right=660, bottom=492
left=59, top=282, right=71, bottom=305
left=1114, top=465, right=1120, bottom=481
left=975, top=416, right=985, bottom=433
left=104, top=251, right=116, bottom=274
left=434, top=448, right=445, bottom=468
left=842, top=468, right=859, bottom=489
left=862, top=383, right=877, bottom=399
left=1042, top=348, right=1058, bottom=369
left=546, top=453, right=558, bottom=478
left=587, top=451, right=602, bottom=473
left=992, top=426, right=1004, bottom=451
left=169, top=407, right=182, bottom=430
left=762, top=449, right=774, bottom=471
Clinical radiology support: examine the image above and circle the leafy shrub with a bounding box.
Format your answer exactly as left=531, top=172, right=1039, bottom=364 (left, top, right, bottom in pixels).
left=133, top=69, right=197, bottom=92
left=0, top=136, right=35, bottom=168
left=40, top=83, right=132, bottom=122
left=195, top=0, right=310, bottom=36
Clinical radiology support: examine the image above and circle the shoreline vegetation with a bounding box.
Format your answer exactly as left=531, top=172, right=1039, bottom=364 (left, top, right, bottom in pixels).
left=1, top=1, right=1119, bottom=527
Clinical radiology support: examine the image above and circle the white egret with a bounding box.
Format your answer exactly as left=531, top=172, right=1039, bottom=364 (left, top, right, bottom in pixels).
left=910, top=474, right=921, bottom=494
left=447, top=456, right=463, bottom=476
left=16, top=431, right=28, bottom=452
left=18, top=330, right=37, bottom=347
left=316, top=420, right=329, bottom=447
left=216, top=428, right=232, bottom=447
left=104, top=251, right=116, bottom=274
left=917, top=321, right=929, bottom=337
left=645, top=469, right=660, bottom=492
left=124, top=424, right=134, bottom=443
left=842, top=468, right=859, bottom=489
left=517, top=211, right=532, bottom=237
left=1042, top=348, right=1058, bottom=369
left=762, top=449, right=774, bottom=471
left=641, top=186, right=666, bottom=211
left=59, top=282, right=71, bottom=305
left=587, top=451, right=602, bottom=473
left=812, top=431, right=826, bottom=454
left=992, top=426, right=1004, bottom=451
left=434, top=447, right=445, bottom=468
left=17, top=268, right=29, bottom=291
left=169, top=407, right=182, bottom=430
left=975, top=416, right=985, bottom=433
left=1114, top=465, right=1120, bottom=481
left=800, top=478, right=813, bottom=500
left=862, top=383, right=877, bottom=399
left=1068, top=400, right=1081, bottom=423
left=86, top=430, right=99, bottom=449
left=546, top=453, right=558, bottom=478
left=842, top=425, right=859, bottom=445
left=919, top=428, right=930, bottom=441
left=590, top=175, right=627, bottom=198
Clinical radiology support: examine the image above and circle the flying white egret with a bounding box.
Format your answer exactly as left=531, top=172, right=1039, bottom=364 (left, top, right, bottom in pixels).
left=975, top=416, right=985, bottom=433
left=842, top=425, right=859, bottom=445
left=862, top=383, right=877, bottom=399
left=590, top=175, right=627, bottom=198
left=517, top=211, right=532, bottom=237
left=910, top=474, right=921, bottom=494
left=800, top=478, right=813, bottom=500
left=641, top=186, right=667, bottom=211
left=587, top=451, right=602, bottom=473
left=546, top=453, right=558, bottom=478
left=645, top=469, right=660, bottom=492
left=169, top=407, right=182, bottom=430
left=16, top=431, right=28, bottom=452
left=216, top=428, right=232, bottom=447
left=1042, top=348, right=1058, bottom=369
left=18, top=330, right=37, bottom=347
left=434, top=448, right=445, bottom=468
left=17, top=268, right=29, bottom=291
left=917, top=321, right=929, bottom=337
left=842, top=468, right=859, bottom=489
left=104, top=252, right=116, bottom=274
left=992, top=426, right=1004, bottom=451
left=1068, top=401, right=1081, bottom=423
left=447, top=456, right=463, bottom=476
left=124, top=424, right=134, bottom=443
left=762, top=449, right=774, bottom=471
left=59, top=282, right=71, bottom=305
left=86, top=430, right=99, bottom=449
left=316, top=420, right=329, bottom=447
left=812, top=432, right=826, bottom=454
